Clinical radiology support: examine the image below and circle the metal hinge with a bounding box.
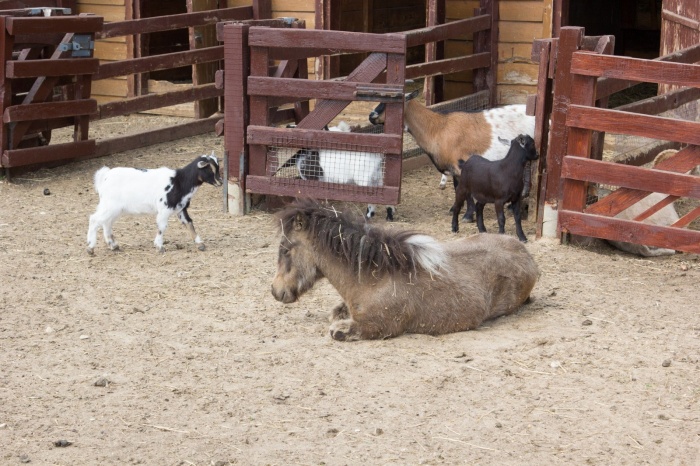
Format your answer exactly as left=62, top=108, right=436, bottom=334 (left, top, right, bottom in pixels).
left=59, top=35, right=94, bottom=57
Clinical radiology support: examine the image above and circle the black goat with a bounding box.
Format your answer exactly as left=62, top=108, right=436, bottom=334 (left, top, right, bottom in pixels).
left=450, top=134, right=538, bottom=242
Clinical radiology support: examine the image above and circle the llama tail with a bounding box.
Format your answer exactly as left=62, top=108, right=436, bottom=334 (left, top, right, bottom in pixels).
left=406, top=234, right=447, bottom=276
left=93, top=167, right=110, bottom=194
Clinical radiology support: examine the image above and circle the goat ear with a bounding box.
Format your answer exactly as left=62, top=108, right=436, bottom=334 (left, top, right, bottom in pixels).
left=293, top=212, right=308, bottom=231
left=517, top=135, right=527, bottom=148
left=406, top=89, right=420, bottom=101
left=197, top=160, right=208, bottom=168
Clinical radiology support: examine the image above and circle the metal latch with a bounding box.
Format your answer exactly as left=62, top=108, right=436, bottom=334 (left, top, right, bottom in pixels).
left=59, top=34, right=94, bottom=57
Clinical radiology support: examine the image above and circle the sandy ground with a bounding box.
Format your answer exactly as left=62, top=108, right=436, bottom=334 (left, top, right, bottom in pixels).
left=0, top=119, right=698, bottom=465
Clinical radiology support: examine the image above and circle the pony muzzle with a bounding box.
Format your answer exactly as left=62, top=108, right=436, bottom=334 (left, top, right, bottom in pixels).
left=271, top=284, right=297, bottom=304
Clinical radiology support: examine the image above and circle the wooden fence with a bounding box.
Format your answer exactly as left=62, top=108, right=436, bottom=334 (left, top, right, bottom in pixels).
left=220, top=1, right=498, bottom=214
left=534, top=27, right=700, bottom=254
left=0, top=5, right=257, bottom=174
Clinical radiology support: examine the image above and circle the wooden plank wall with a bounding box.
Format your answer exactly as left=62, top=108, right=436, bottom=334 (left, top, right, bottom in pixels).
left=446, top=0, right=551, bottom=104
left=75, top=0, right=127, bottom=103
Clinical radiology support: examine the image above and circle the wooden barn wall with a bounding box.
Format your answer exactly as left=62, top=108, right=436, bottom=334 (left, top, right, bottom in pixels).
left=445, top=0, right=551, bottom=104
left=76, top=0, right=128, bottom=103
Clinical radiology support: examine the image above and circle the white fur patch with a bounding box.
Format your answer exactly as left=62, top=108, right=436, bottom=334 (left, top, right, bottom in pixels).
left=405, top=234, right=447, bottom=276
left=481, top=105, right=536, bottom=161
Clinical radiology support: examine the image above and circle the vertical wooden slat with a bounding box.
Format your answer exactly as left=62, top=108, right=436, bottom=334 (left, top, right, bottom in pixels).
left=423, top=0, right=444, bottom=106
left=224, top=23, right=250, bottom=191
left=473, top=0, right=498, bottom=107
left=531, top=39, right=554, bottom=238
left=0, top=15, right=14, bottom=168
left=544, top=26, right=584, bottom=205
left=247, top=40, right=270, bottom=179
left=559, top=71, right=597, bottom=219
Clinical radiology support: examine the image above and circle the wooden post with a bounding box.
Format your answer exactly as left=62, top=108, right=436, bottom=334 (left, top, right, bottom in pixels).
left=424, top=0, right=444, bottom=106
left=530, top=39, right=555, bottom=239
left=223, top=23, right=251, bottom=215
left=0, top=16, right=14, bottom=175
left=541, top=26, right=585, bottom=236
left=473, top=0, right=498, bottom=107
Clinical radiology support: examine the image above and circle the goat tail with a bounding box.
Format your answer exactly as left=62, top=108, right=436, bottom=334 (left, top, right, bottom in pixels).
left=93, top=167, right=110, bottom=194
left=405, top=234, right=448, bottom=277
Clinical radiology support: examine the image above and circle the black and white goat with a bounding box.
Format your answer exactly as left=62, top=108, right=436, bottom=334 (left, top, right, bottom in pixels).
left=86, top=152, right=222, bottom=254
left=451, top=134, right=538, bottom=242
left=369, top=90, right=535, bottom=220
left=279, top=122, right=396, bottom=221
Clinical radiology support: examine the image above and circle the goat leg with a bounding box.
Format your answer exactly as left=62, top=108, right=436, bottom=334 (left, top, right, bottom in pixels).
left=495, top=200, right=508, bottom=235
left=511, top=198, right=528, bottom=242
left=178, top=208, right=205, bottom=251
left=476, top=202, right=487, bottom=233
left=451, top=192, right=468, bottom=233
left=462, top=195, right=476, bottom=222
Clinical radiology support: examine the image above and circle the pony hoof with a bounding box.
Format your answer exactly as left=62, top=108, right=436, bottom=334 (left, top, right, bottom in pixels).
left=329, top=320, right=358, bottom=341
left=462, top=215, right=474, bottom=223
left=330, top=329, right=348, bottom=341
left=197, top=244, right=206, bottom=251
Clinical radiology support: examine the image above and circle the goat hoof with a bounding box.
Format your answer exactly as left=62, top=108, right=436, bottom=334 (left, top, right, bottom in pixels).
left=157, top=247, right=166, bottom=253
left=110, top=245, right=120, bottom=252
left=197, top=243, right=206, bottom=251
left=86, top=247, right=94, bottom=256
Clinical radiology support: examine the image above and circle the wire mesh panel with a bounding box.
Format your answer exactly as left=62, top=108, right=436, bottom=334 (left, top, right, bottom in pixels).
left=267, top=135, right=387, bottom=196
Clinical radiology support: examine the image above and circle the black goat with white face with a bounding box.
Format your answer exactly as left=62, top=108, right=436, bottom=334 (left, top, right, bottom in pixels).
left=86, top=152, right=222, bottom=254
left=451, top=135, right=538, bottom=242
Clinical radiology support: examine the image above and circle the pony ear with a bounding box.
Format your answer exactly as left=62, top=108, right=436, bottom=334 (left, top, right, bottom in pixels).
left=293, top=212, right=308, bottom=231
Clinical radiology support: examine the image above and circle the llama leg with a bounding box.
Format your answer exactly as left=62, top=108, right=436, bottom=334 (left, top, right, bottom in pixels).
left=178, top=208, right=205, bottom=251
left=511, top=198, right=528, bottom=242
left=154, top=211, right=171, bottom=252
left=476, top=202, right=487, bottom=233
left=495, top=200, right=506, bottom=234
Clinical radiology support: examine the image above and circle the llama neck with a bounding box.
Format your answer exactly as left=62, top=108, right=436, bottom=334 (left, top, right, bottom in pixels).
left=404, top=100, right=445, bottom=157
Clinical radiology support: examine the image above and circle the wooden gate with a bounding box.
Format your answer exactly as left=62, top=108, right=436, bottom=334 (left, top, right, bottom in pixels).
left=553, top=27, right=700, bottom=254
left=221, top=22, right=406, bottom=214
left=0, top=10, right=101, bottom=170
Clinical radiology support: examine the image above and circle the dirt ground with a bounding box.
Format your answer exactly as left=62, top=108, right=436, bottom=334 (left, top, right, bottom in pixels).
left=0, top=117, right=698, bottom=465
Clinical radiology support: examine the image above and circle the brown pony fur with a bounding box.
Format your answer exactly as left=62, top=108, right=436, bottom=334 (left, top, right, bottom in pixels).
left=271, top=201, right=539, bottom=341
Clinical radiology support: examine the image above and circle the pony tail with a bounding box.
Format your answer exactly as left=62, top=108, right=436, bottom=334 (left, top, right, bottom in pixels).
left=405, top=234, right=447, bottom=276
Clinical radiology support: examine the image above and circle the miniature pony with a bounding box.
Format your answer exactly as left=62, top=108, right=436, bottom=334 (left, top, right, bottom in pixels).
left=271, top=200, right=539, bottom=341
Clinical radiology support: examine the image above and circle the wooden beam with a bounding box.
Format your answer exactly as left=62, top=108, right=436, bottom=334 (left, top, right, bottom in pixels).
left=98, top=6, right=254, bottom=39
left=5, top=16, right=103, bottom=35
left=561, top=156, right=700, bottom=199
left=98, top=83, right=223, bottom=120
left=245, top=175, right=400, bottom=205
left=4, top=99, right=97, bottom=123
left=94, top=47, right=223, bottom=81
left=558, top=211, right=700, bottom=254
left=1, top=139, right=94, bottom=167
left=567, top=105, right=700, bottom=147
left=94, top=115, right=220, bottom=158
left=248, top=28, right=406, bottom=55
left=6, top=58, right=98, bottom=78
